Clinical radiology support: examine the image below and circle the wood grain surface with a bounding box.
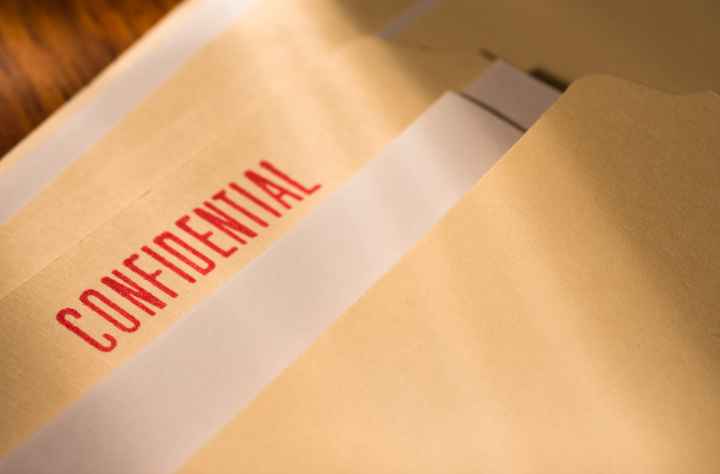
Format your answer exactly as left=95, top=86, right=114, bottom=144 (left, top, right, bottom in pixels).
left=0, top=0, right=183, bottom=159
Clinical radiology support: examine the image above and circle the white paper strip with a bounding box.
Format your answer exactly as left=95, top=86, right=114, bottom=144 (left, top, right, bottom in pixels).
left=0, top=90, right=524, bottom=474
left=464, top=60, right=561, bottom=130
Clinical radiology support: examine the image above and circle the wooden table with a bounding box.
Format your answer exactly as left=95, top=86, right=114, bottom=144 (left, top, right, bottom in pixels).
left=0, top=0, right=183, bottom=159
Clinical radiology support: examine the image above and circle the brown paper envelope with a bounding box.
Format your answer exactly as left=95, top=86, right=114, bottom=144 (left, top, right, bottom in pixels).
left=178, top=76, right=720, bottom=473
left=0, top=37, right=491, bottom=456
left=0, top=0, right=416, bottom=299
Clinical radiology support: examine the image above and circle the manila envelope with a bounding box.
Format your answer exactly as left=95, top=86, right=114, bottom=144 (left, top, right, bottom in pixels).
left=3, top=75, right=718, bottom=472
left=173, top=76, right=720, bottom=472
left=1, top=1, right=719, bottom=471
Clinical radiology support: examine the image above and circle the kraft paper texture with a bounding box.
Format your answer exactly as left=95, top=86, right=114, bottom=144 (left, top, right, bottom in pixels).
left=178, top=77, right=720, bottom=473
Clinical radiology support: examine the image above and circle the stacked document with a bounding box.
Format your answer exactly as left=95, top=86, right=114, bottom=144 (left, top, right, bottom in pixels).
left=1, top=1, right=719, bottom=473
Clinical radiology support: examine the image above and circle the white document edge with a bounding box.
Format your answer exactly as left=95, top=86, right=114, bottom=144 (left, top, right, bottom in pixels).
left=464, top=61, right=561, bottom=131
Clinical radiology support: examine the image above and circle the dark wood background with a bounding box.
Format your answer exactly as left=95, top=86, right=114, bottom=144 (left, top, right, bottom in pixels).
left=0, top=0, right=183, bottom=159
